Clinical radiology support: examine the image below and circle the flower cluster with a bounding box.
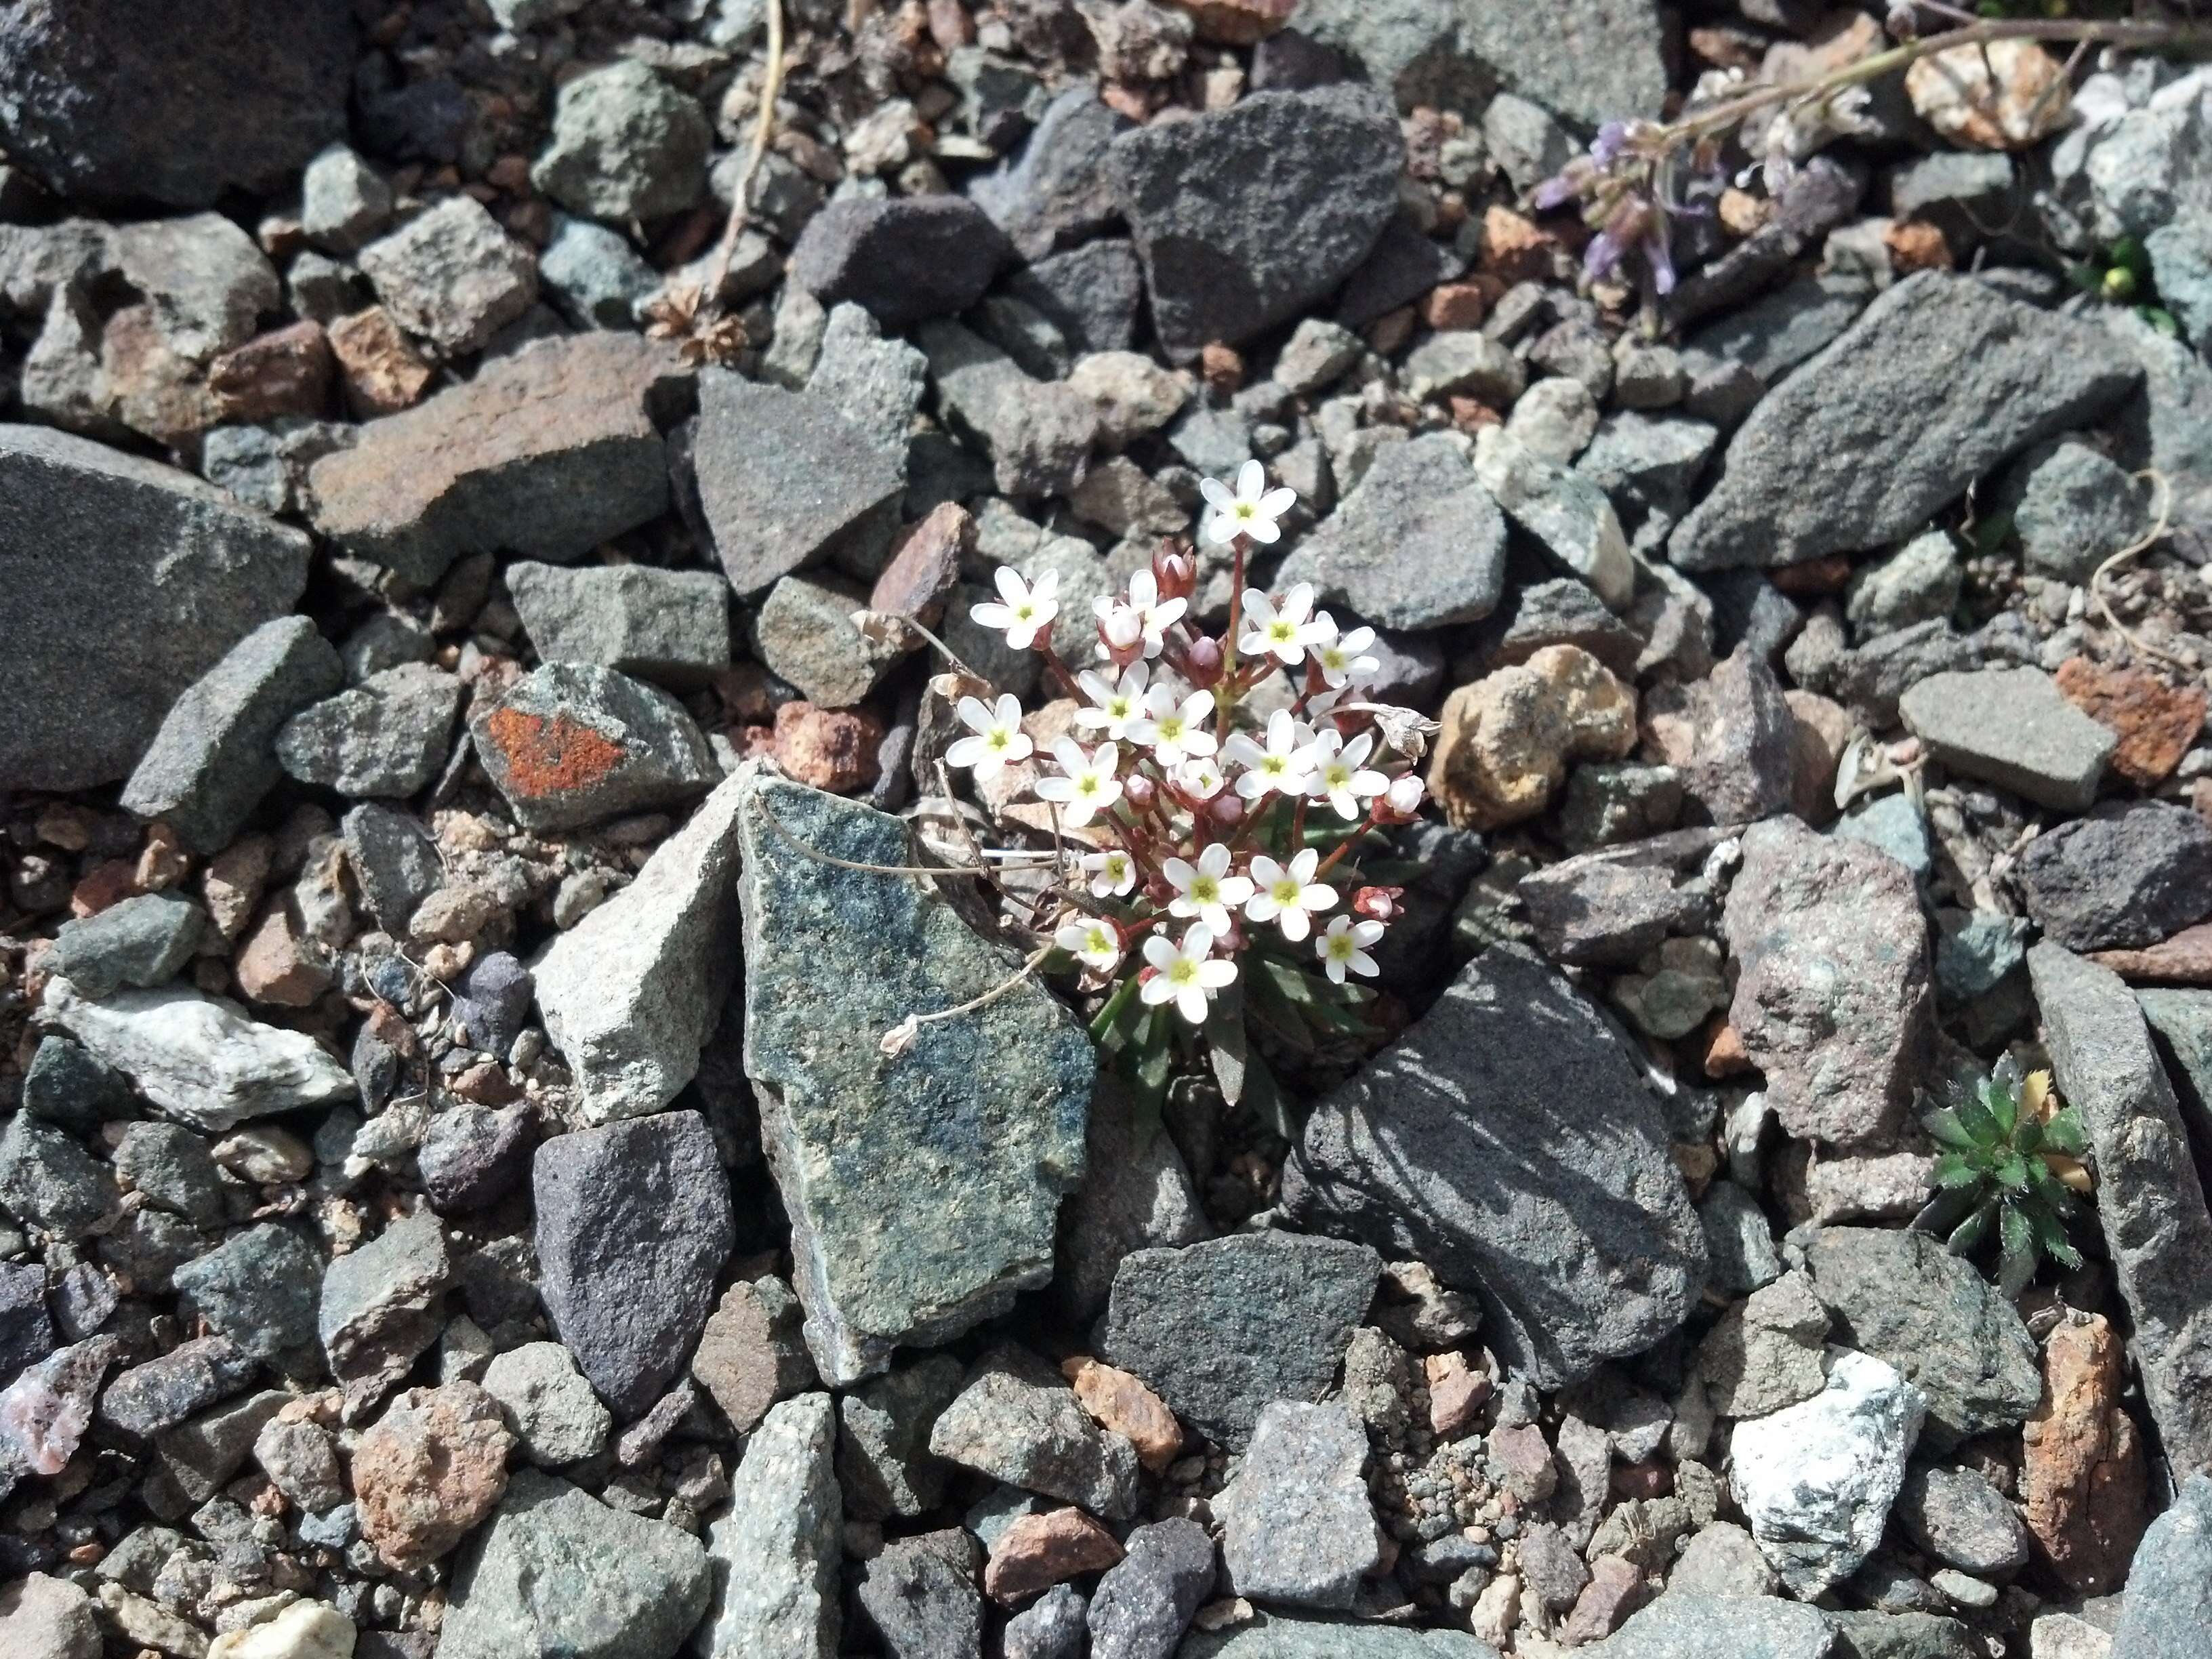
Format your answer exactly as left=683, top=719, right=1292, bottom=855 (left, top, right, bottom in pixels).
left=947, top=462, right=1429, bottom=1038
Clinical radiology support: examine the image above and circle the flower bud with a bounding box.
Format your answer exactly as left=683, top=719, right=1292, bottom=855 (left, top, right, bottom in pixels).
left=1097, top=604, right=1145, bottom=668
left=1122, top=773, right=1157, bottom=812
left=1152, top=543, right=1196, bottom=602
left=1184, top=635, right=1225, bottom=687
left=1353, top=885, right=1406, bottom=923
left=1208, top=793, right=1244, bottom=829
left=1378, top=773, right=1425, bottom=823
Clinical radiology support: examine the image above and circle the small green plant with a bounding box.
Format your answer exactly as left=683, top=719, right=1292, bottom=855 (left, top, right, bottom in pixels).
left=1917, top=1057, right=2093, bottom=1296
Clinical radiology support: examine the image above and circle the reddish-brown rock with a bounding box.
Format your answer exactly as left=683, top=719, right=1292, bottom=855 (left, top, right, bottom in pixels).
left=1164, top=0, right=1292, bottom=44
left=2055, top=657, right=2207, bottom=789
left=1477, top=207, right=1556, bottom=285
left=210, top=321, right=333, bottom=423
left=233, top=905, right=331, bottom=1008
left=327, top=306, right=434, bottom=418
left=2020, top=1313, right=2148, bottom=1595
left=1422, top=282, right=1492, bottom=332
left=2089, top=921, right=2212, bottom=984
left=1884, top=220, right=1954, bottom=275
left=1561, top=1555, right=1647, bottom=1646
left=983, top=1507, right=1124, bottom=1603
left=869, top=502, right=973, bottom=626
left=1425, top=1352, right=1490, bottom=1441
left=772, top=701, right=884, bottom=795
left=352, top=1382, right=514, bottom=1570
left=1064, top=1357, right=1181, bottom=1472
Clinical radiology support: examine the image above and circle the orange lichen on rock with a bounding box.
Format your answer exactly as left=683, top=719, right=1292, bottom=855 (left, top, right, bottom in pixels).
left=480, top=706, right=626, bottom=797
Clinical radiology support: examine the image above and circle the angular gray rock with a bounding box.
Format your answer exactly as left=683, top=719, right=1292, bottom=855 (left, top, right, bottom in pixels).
left=1646, top=647, right=1796, bottom=825
left=1899, top=668, right=2116, bottom=811
left=1011, top=1585, right=1090, bottom=1659
left=0, top=424, right=312, bottom=789
left=531, top=60, right=710, bottom=224
left=1731, top=1349, right=1927, bottom=1599
left=1474, top=425, right=1635, bottom=609
left=1721, top=817, right=1934, bottom=1147
left=700, top=1393, right=840, bottom=1659
left=1181, top=1614, right=1500, bottom=1657
left=691, top=370, right=906, bottom=594
left=2110, top=1475, right=2212, bottom=1659
left=1802, top=1228, right=2040, bottom=1450
left=319, top=1207, right=452, bottom=1418
left=342, top=804, right=442, bottom=937
left=42, top=979, right=355, bottom=1131
left=736, top=771, right=1091, bottom=1385
left=45, top=894, right=203, bottom=1000
left=1217, top=1401, right=1380, bottom=1610
left=479, top=1342, right=611, bottom=1467
left=837, top=1355, right=964, bottom=1521
left=275, top=663, right=462, bottom=798
left=2003, top=438, right=2150, bottom=583
left=805, top=302, right=930, bottom=453
left=532, top=770, right=745, bottom=1123
left=928, top=1347, right=1141, bottom=1519
left=173, top=1225, right=321, bottom=1363
left=1279, top=945, right=1704, bottom=1390
left=119, top=617, right=344, bottom=855
left=1054, top=1071, right=1210, bottom=1326
left=2015, top=802, right=2212, bottom=953
left=357, top=196, right=537, bottom=357
left=1587, top=1594, right=1834, bottom=1659
left=918, top=320, right=1101, bottom=499
left=1096, top=1232, right=1379, bottom=1452
left=0, top=1113, right=115, bottom=1240
left=2028, top=947, right=2212, bottom=1475
left=1005, top=241, right=1145, bottom=355
left=301, top=144, right=392, bottom=252
left=1272, top=433, right=1507, bottom=631
left=308, top=333, right=686, bottom=588
left=1107, top=85, right=1402, bottom=359
left=1895, top=1464, right=2030, bottom=1576
left=505, top=562, right=729, bottom=684
left=1090, top=1519, right=1216, bottom=1659
left=533, top=1111, right=733, bottom=1418
left=970, top=85, right=1129, bottom=261
left=789, top=196, right=1012, bottom=330
left=438, top=1470, right=710, bottom=1659
left=0, top=0, right=351, bottom=208
left=857, top=1532, right=984, bottom=1658
left=470, top=661, right=716, bottom=832
left=1671, top=273, right=2141, bottom=570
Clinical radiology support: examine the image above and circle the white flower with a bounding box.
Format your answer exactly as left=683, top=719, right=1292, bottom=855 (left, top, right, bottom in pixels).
left=1312, top=618, right=1381, bottom=689
left=1126, top=569, right=1188, bottom=655
left=1094, top=602, right=1145, bottom=660
left=1080, top=847, right=1136, bottom=899
left=1239, top=583, right=1327, bottom=666
left=1200, top=459, right=1297, bottom=546
left=1075, top=662, right=1150, bottom=741
left=1385, top=773, right=1426, bottom=817
left=1245, top=846, right=1338, bottom=943
left=1130, top=686, right=1218, bottom=769
left=970, top=566, right=1060, bottom=651
left=1179, top=756, right=1225, bottom=800
left=1315, top=914, right=1385, bottom=985
left=1141, top=923, right=1238, bottom=1025
left=944, top=693, right=1033, bottom=783
left=1033, top=737, right=1123, bottom=828
left=1162, top=842, right=1254, bottom=935
left=1310, top=730, right=1390, bottom=821
left=1224, top=710, right=1317, bottom=802
left=1055, top=917, right=1122, bottom=974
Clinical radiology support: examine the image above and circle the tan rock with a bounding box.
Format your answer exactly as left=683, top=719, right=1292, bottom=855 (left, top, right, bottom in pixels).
left=869, top=501, right=973, bottom=626
left=327, top=306, right=432, bottom=418
left=691, top=1277, right=817, bottom=1435
left=1425, top=1352, right=1490, bottom=1442
left=2021, top=1313, right=2148, bottom=1595
left=1561, top=1555, right=1646, bottom=1646
left=203, top=836, right=273, bottom=940
left=2055, top=657, right=2206, bottom=789
left=234, top=905, right=331, bottom=1008
left=1906, top=38, right=2070, bottom=150
left=1063, top=1357, right=1181, bottom=1472
left=2088, top=921, right=2212, bottom=985
left=0, top=1572, right=100, bottom=1659
left=352, top=1382, right=515, bottom=1570
left=205, top=1599, right=354, bottom=1659
left=773, top=701, right=885, bottom=796
left=1782, top=689, right=1853, bottom=828
left=983, top=1507, right=1124, bottom=1603
left=210, top=321, right=333, bottom=424
left=1428, top=645, right=1637, bottom=830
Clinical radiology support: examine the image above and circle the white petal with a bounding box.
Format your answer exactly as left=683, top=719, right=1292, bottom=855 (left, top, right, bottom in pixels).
left=1185, top=924, right=1216, bottom=957
left=1200, top=475, right=1236, bottom=510
left=994, top=565, right=1027, bottom=605
left=1258, top=486, right=1298, bottom=518
left=946, top=735, right=987, bottom=768
left=1176, top=985, right=1210, bottom=1025
left=1236, top=459, right=1265, bottom=501
left=1141, top=977, right=1178, bottom=1007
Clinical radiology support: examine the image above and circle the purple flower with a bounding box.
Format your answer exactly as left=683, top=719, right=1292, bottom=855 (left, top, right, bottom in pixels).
left=1591, top=121, right=1635, bottom=167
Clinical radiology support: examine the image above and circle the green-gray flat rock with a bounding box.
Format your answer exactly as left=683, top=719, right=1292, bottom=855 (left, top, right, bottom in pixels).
left=735, top=769, right=1092, bottom=1386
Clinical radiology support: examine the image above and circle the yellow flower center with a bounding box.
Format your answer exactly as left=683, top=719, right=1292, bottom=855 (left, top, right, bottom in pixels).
left=1328, top=935, right=1355, bottom=962
left=1167, top=958, right=1199, bottom=987
left=1268, top=620, right=1296, bottom=644
left=1271, top=878, right=1300, bottom=905
left=987, top=731, right=1010, bottom=752
left=1158, top=715, right=1185, bottom=741
left=1191, top=876, right=1218, bottom=904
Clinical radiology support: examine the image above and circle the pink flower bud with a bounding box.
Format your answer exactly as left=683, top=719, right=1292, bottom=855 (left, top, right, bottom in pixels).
left=1208, top=793, right=1244, bottom=829
left=1378, top=774, right=1425, bottom=823
left=1184, top=636, right=1224, bottom=688
left=1353, top=885, right=1406, bottom=923
left=1122, top=773, right=1157, bottom=812
left=1152, top=542, right=1196, bottom=602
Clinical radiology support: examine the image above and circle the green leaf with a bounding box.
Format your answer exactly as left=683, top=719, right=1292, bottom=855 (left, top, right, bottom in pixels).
left=2028, top=1200, right=2084, bottom=1271
left=1999, top=1200, right=2035, bottom=1265
left=1971, top=510, right=2015, bottom=558
left=1205, top=979, right=1248, bottom=1109
left=1126, top=1010, right=1174, bottom=1151
left=1984, top=1079, right=2018, bottom=1138
left=1242, top=1048, right=1299, bottom=1143
left=1948, top=1200, right=1995, bottom=1257
left=2141, top=305, right=2183, bottom=339
left=2012, top=1114, right=2044, bottom=1156
left=1954, top=1091, right=2002, bottom=1147
left=1992, top=1151, right=2030, bottom=1191
left=2041, top=1109, right=2087, bottom=1155
left=1924, top=1107, right=1980, bottom=1151
left=1933, top=1151, right=1983, bottom=1191
left=1242, top=963, right=1315, bottom=1053
left=1089, top=973, right=1143, bottom=1050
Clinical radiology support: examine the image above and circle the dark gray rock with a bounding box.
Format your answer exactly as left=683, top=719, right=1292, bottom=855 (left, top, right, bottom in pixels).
left=1899, top=667, right=2115, bottom=811
left=276, top=663, right=462, bottom=798
left=100, top=1335, right=258, bottom=1438
left=0, top=0, right=351, bottom=207
left=1107, top=85, right=1401, bottom=359
left=1671, top=273, right=2141, bottom=571
left=534, top=1111, right=730, bottom=1418
left=0, top=1114, right=116, bottom=1240
left=1476, top=577, right=1640, bottom=678
left=1010, top=1584, right=1088, bottom=1659
left=0, top=1260, right=55, bottom=1380
left=1280, top=946, right=1704, bottom=1389
left=419, top=1106, right=533, bottom=1214
left=2015, top=802, right=2212, bottom=953
left=1090, top=1518, right=1215, bottom=1659
left=1721, top=817, right=1934, bottom=1147
left=1589, top=1595, right=1832, bottom=1659
left=1054, top=1071, right=1210, bottom=1326
left=0, top=424, right=312, bottom=790
left=47, top=893, right=204, bottom=999
left=1335, top=216, right=1467, bottom=330
left=539, top=213, right=659, bottom=329
left=451, top=951, right=531, bottom=1060
left=735, top=772, right=1091, bottom=1386
left=342, top=804, right=443, bottom=937
left=1181, top=1614, right=1500, bottom=1657
left=358, top=195, right=537, bottom=357
left=2110, top=1474, right=2212, bottom=1659
left=790, top=196, right=1012, bottom=330
left=173, top=1225, right=321, bottom=1363
left=506, top=562, right=729, bottom=684
left=470, top=661, right=716, bottom=833
left=918, top=319, right=1101, bottom=499
left=1096, top=1231, right=1379, bottom=1451
left=1803, top=1227, right=2039, bottom=1450
left=1003, top=241, right=1145, bottom=355
left=438, top=1470, right=712, bottom=1659
left=20, top=1038, right=133, bottom=1138
left=1645, top=647, right=1795, bottom=825
left=2000, top=438, right=2150, bottom=584
left=2029, top=947, right=2212, bottom=1476
left=319, top=1207, right=452, bottom=1418
left=857, top=1532, right=982, bottom=1659
left=1519, top=830, right=1717, bottom=970
left=970, top=86, right=1129, bottom=261
left=119, top=617, right=344, bottom=855
left=692, top=370, right=905, bottom=594
left=1893, top=1465, right=2030, bottom=1577
left=530, top=60, right=710, bottom=224
left=836, top=1354, right=964, bottom=1521
left=1574, top=411, right=1721, bottom=529
left=806, top=303, right=930, bottom=455
left=1272, top=433, right=1507, bottom=631
left=928, top=1346, right=1141, bottom=1519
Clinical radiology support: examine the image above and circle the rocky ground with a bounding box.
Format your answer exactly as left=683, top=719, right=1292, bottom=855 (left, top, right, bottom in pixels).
left=5, top=1, right=2212, bottom=1657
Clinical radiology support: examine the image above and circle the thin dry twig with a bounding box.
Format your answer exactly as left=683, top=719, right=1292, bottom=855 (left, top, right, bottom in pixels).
left=2089, top=469, right=2193, bottom=674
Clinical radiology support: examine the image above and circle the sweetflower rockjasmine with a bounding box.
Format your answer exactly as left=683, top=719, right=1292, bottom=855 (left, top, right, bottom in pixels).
left=1245, top=848, right=1338, bottom=943
left=1200, top=459, right=1296, bottom=545
left=1141, top=924, right=1239, bottom=1023
left=1313, top=620, right=1380, bottom=689
left=1081, top=847, right=1136, bottom=898
left=970, top=566, right=1060, bottom=651
left=1224, top=710, right=1318, bottom=802
left=1056, top=916, right=1123, bottom=975
left=1076, top=663, right=1150, bottom=741
left=1311, top=731, right=1389, bottom=821
left=1131, top=685, right=1217, bottom=769
left=1164, top=842, right=1254, bottom=936
left=1033, top=739, right=1123, bottom=827
left=1239, top=581, right=1328, bottom=666
left=1316, top=914, right=1385, bottom=984
left=945, top=693, right=1032, bottom=783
